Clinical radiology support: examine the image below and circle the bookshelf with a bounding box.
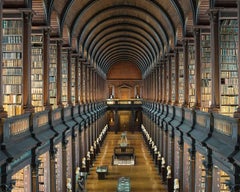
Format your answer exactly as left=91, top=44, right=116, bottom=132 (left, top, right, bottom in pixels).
left=31, top=32, right=43, bottom=112
left=178, top=49, right=184, bottom=105
left=55, top=143, right=63, bottom=192
left=71, top=57, right=76, bottom=105
left=200, top=30, right=211, bottom=111
left=12, top=166, right=31, bottom=192
left=61, top=49, right=68, bottom=106
left=78, top=60, right=81, bottom=102
left=188, top=43, right=195, bottom=108
left=49, top=43, right=57, bottom=107
left=183, top=143, right=190, bottom=192
left=220, top=19, right=238, bottom=116
left=213, top=166, right=230, bottom=192
left=165, top=61, right=169, bottom=102
left=12, top=169, right=24, bottom=191
left=195, top=152, right=206, bottom=192
left=66, top=137, right=72, bottom=179
left=171, top=56, right=176, bottom=103
left=38, top=153, right=50, bottom=192
left=2, top=18, right=23, bottom=116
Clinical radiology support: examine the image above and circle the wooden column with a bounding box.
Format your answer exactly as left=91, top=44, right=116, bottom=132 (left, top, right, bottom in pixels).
left=183, top=40, right=189, bottom=107
left=43, top=28, right=51, bottom=110
left=234, top=0, right=240, bottom=117
left=0, top=1, right=7, bottom=118
left=204, top=161, right=213, bottom=192
left=174, top=50, right=179, bottom=105
left=194, top=27, right=201, bottom=109
left=22, top=11, right=34, bottom=113
left=31, top=162, right=38, bottom=192
left=209, top=9, right=220, bottom=112
left=57, top=40, right=63, bottom=107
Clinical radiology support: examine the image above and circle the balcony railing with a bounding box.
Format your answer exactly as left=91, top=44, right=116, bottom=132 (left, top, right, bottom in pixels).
left=106, top=99, right=143, bottom=105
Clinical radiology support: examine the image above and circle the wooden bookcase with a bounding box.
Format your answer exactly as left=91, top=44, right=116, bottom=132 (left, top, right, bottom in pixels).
left=55, top=143, right=63, bottom=192
left=178, top=49, right=184, bottom=105
left=219, top=19, right=238, bottom=116
left=200, top=29, right=211, bottom=111
left=12, top=166, right=31, bottom=192
left=31, top=31, right=43, bottom=112
left=2, top=18, right=23, bottom=116
left=61, top=48, right=68, bottom=106
left=71, top=57, right=76, bottom=105
left=49, top=42, right=57, bottom=107
left=171, top=56, right=176, bottom=103
left=38, top=153, right=50, bottom=192
left=213, top=166, right=230, bottom=192
left=188, top=43, right=195, bottom=108
left=195, top=152, right=206, bottom=192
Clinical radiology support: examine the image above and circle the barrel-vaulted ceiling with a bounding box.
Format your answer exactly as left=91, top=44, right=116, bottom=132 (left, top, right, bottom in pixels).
left=3, top=0, right=237, bottom=78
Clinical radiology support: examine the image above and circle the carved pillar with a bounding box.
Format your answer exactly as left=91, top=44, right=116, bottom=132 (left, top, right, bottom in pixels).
left=189, top=148, right=196, bottom=192
left=22, top=11, right=34, bottom=113
left=209, top=9, right=220, bottom=112
left=43, top=28, right=51, bottom=110
left=50, top=148, right=57, bottom=192
left=234, top=0, right=240, bottom=117
left=57, top=40, right=63, bottom=107
left=204, top=160, right=213, bottom=192
left=174, top=50, right=179, bottom=105
left=31, top=160, right=39, bottom=192
left=183, top=40, right=189, bottom=107
left=194, top=28, right=201, bottom=109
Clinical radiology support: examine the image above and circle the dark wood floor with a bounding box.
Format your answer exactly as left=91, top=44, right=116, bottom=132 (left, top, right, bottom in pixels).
left=85, top=131, right=168, bottom=192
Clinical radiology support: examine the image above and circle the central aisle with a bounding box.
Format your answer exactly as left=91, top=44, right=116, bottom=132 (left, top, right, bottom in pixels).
left=85, top=131, right=168, bottom=192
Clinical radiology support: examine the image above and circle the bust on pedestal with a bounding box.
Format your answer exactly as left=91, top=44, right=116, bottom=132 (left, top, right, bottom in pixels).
left=67, top=178, right=72, bottom=192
